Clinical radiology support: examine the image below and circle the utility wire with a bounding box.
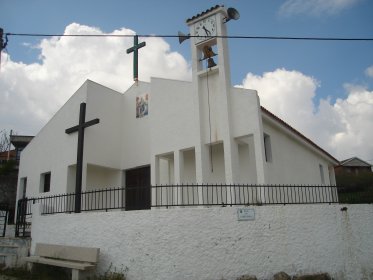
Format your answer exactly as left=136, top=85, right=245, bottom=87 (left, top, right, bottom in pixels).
left=4, top=33, right=373, bottom=41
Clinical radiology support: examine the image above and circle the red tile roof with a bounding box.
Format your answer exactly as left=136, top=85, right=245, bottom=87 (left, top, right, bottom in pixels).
left=186, top=5, right=223, bottom=23
left=0, top=150, right=16, bottom=160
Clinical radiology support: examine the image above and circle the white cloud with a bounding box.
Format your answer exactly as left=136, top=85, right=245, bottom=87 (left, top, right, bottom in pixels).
left=1, top=23, right=372, bottom=162
left=240, top=68, right=373, bottom=161
left=0, top=23, right=191, bottom=135
left=279, top=0, right=361, bottom=16
left=330, top=86, right=373, bottom=159
left=365, top=65, right=373, bottom=78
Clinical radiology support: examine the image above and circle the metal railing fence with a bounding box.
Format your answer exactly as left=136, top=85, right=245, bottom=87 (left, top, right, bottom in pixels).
left=0, top=203, right=9, bottom=237
left=16, top=184, right=338, bottom=216
left=153, top=184, right=338, bottom=207
left=15, top=199, right=32, bottom=238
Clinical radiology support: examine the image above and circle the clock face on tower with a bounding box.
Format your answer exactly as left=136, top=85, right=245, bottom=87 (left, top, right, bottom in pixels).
left=194, top=15, right=217, bottom=44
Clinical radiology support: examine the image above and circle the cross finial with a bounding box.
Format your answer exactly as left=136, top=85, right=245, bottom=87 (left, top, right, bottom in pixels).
left=126, top=35, right=146, bottom=82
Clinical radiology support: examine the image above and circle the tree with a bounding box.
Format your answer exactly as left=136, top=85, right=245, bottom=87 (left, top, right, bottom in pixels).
left=0, top=129, right=15, bottom=174
left=0, top=129, right=11, bottom=153
left=337, top=171, right=373, bottom=203
left=0, top=129, right=17, bottom=224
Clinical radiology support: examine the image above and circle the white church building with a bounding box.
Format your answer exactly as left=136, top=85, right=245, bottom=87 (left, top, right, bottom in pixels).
left=16, top=5, right=338, bottom=210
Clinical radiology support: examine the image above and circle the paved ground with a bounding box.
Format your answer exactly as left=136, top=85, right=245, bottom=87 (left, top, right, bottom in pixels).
left=0, top=276, right=19, bottom=280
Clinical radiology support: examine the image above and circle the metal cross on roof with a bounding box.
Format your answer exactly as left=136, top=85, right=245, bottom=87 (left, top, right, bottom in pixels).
left=65, top=102, right=99, bottom=213
left=126, top=35, right=146, bottom=82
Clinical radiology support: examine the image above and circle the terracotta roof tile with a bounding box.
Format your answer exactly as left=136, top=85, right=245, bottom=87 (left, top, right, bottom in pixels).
left=186, top=5, right=223, bottom=23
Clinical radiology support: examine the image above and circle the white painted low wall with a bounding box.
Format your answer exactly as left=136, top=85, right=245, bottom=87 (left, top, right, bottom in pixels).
left=30, top=204, right=373, bottom=280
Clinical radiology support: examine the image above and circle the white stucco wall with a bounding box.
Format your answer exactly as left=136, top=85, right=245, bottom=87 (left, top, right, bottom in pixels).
left=237, top=138, right=257, bottom=184
left=86, top=164, right=122, bottom=190
left=181, top=149, right=196, bottom=183
left=30, top=204, right=373, bottom=280
left=17, top=80, right=154, bottom=201
left=17, top=82, right=88, bottom=198
left=230, top=87, right=262, bottom=139
left=230, top=87, right=268, bottom=184
left=121, top=81, right=151, bottom=170
left=84, top=81, right=123, bottom=169
left=262, top=117, right=334, bottom=185
left=16, top=80, right=129, bottom=201
left=150, top=78, right=195, bottom=155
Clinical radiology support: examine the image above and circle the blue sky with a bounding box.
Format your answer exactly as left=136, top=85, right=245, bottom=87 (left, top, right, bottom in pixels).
left=1, top=0, right=373, bottom=161
left=2, top=0, right=372, bottom=100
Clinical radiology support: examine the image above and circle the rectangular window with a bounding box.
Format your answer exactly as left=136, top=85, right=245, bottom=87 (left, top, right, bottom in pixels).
left=264, top=134, right=272, bottom=162
left=20, top=177, right=27, bottom=198
left=40, top=172, right=51, bottom=193
left=319, top=164, right=325, bottom=185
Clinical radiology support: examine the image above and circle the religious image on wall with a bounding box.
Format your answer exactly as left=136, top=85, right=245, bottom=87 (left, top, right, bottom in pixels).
left=136, top=93, right=149, bottom=118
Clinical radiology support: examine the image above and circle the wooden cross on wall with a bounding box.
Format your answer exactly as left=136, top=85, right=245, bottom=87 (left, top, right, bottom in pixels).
left=126, top=35, right=146, bottom=81
left=65, top=102, right=99, bottom=213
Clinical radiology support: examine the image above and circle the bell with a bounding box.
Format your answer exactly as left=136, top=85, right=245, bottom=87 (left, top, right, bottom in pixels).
left=207, top=58, right=217, bottom=68
left=202, top=45, right=217, bottom=60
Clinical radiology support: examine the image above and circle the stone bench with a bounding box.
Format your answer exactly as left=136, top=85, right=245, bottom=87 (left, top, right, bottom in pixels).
left=24, top=243, right=100, bottom=280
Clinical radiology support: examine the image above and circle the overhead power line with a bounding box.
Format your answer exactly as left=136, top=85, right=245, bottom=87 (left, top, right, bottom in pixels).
left=4, top=32, right=373, bottom=41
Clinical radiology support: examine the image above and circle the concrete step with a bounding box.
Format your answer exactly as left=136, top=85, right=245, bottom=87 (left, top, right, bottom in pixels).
left=0, top=238, right=30, bottom=268
left=0, top=253, right=17, bottom=268
left=0, top=238, right=28, bottom=246
left=0, top=245, right=18, bottom=255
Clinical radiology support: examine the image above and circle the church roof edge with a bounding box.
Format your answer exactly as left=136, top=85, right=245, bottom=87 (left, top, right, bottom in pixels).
left=150, top=76, right=192, bottom=84
left=85, top=79, right=123, bottom=95
left=261, top=106, right=339, bottom=164
left=125, top=80, right=151, bottom=93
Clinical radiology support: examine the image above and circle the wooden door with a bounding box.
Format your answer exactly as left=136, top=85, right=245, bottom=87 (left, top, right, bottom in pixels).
left=125, top=166, right=151, bottom=210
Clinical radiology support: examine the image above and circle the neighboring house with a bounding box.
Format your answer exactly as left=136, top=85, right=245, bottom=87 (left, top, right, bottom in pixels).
left=0, top=150, right=17, bottom=221
left=0, top=136, right=33, bottom=224
left=16, top=5, right=338, bottom=211
left=335, top=157, right=372, bottom=175
left=335, top=157, right=373, bottom=193
left=10, top=135, right=34, bottom=167
left=0, top=135, right=34, bottom=168
left=0, top=150, right=16, bottom=166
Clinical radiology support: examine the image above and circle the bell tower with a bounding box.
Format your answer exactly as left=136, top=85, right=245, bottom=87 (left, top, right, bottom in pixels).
left=186, top=5, right=240, bottom=183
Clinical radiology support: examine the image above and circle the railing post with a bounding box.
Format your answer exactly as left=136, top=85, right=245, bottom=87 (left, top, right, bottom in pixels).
left=198, top=183, right=203, bottom=206
left=0, top=204, right=8, bottom=237
left=15, top=198, right=28, bottom=238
